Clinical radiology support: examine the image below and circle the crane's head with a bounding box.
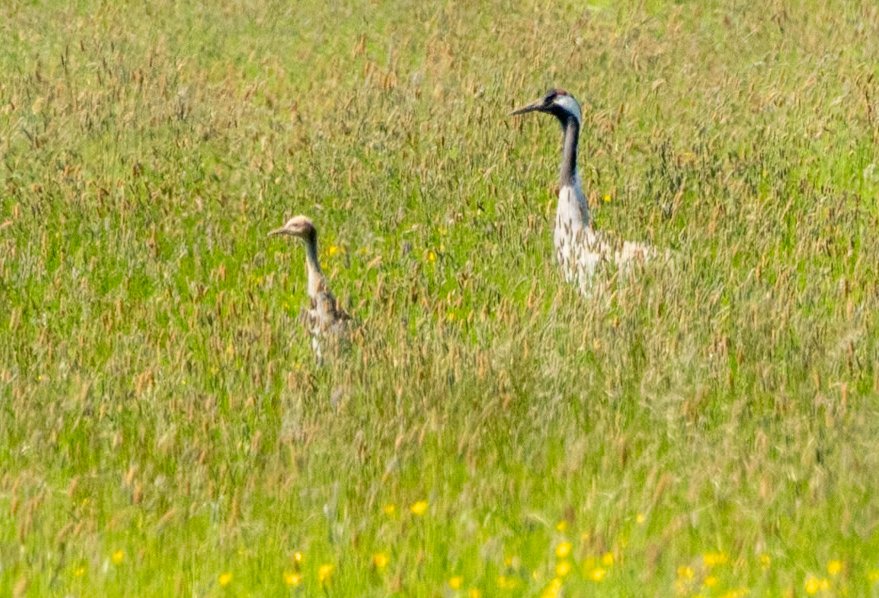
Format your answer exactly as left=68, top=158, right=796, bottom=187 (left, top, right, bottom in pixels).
left=511, top=88, right=582, bottom=126
left=268, top=215, right=316, bottom=242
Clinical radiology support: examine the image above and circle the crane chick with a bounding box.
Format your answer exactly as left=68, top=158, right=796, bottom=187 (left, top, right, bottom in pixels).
left=269, top=215, right=353, bottom=362
left=512, top=88, right=660, bottom=293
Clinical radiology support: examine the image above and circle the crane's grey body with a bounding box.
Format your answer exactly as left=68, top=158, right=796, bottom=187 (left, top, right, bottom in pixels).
left=513, top=89, right=655, bottom=293
left=269, top=215, right=353, bottom=362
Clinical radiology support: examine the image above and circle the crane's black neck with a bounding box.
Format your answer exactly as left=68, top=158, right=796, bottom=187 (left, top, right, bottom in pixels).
left=559, top=115, right=579, bottom=188
left=302, top=228, right=327, bottom=298
left=303, top=229, right=322, bottom=274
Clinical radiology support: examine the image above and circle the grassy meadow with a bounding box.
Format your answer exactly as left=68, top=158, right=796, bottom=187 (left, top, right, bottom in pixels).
left=3, top=0, right=879, bottom=595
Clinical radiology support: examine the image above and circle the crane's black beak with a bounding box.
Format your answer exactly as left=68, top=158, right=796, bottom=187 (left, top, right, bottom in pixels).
left=510, top=100, right=545, bottom=116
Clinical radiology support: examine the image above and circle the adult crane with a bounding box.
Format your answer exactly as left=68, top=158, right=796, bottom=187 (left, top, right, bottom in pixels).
left=512, top=88, right=657, bottom=292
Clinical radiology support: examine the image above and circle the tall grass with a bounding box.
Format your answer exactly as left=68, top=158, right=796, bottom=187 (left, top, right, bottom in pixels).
left=2, top=0, right=879, bottom=595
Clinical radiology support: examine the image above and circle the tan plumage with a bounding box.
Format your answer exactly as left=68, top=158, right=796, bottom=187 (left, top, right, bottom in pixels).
left=269, top=215, right=353, bottom=362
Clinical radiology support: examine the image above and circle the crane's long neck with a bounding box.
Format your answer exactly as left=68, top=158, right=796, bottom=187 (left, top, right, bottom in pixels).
left=556, top=115, right=591, bottom=232
left=560, top=115, right=579, bottom=189
left=302, top=231, right=325, bottom=299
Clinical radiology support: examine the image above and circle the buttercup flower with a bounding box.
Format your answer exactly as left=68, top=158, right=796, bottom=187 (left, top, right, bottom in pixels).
left=410, top=500, right=428, bottom=516
left=555, top=541, right=572, bottom=559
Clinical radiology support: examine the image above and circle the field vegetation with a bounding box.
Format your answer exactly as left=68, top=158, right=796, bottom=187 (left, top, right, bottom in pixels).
left=3, top=0, right=879, bottom=595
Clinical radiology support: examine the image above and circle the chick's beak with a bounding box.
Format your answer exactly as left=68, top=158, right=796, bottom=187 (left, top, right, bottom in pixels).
left=268, top=227, right=288, bottom=237
left=510, top=100, right=544, bottom=116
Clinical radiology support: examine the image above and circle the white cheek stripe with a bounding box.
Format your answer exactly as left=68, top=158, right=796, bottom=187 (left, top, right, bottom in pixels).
left=555, top=95, right=581, bottom=123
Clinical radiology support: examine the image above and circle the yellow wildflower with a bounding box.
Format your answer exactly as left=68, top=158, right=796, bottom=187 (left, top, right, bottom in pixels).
left=555, top=541, right=573, bottom=559
left=292, top=551, right=304, bottom=565
left=602, top=194, right=612, bottom=203
left=555, top=520, right=568, bottom=532
left=73, top=566, right=86, bottom=578
left=804, top=575, right=830, bottom=595
left=868, top=569, right=879, bottom=583
left=449, top=576, right=463, bottom=589
left=827, top=560, right=843, bottom=576
left=426, top=250, right=437, bottom=263
left=219, top=572, right=232, bottom=587
left=318, top=564, right=334, bottom=587
left=601, top=552, right=615, bottom=567
left=759, top=553, right=771, bottom=570
left=283, top=571, right=302, bottom=587
left=372, top=552, right=390, bottom=571
left=677, top=565, right=695, bottom=580
left=703, top=552, right=728, bottom=567
left=111, top=550, right=125, bottom=565
left=589, top=567, right=607, bottom=582
left=382, top=503, right=396, bottom=517
left=555, top=561, right=572, bottom=577
left=541, top=577, right=563, bottom=598
left=410, top=500, right=428, bottom=516
left=636, top=513, right=646, bottom=525
left=327, top=244, right=342, bottom=257
left=720, top=589, right=749, bottom=598
left=468, top=588, right=482, bottom=598
left=704, top=575, right=718, bottom=588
